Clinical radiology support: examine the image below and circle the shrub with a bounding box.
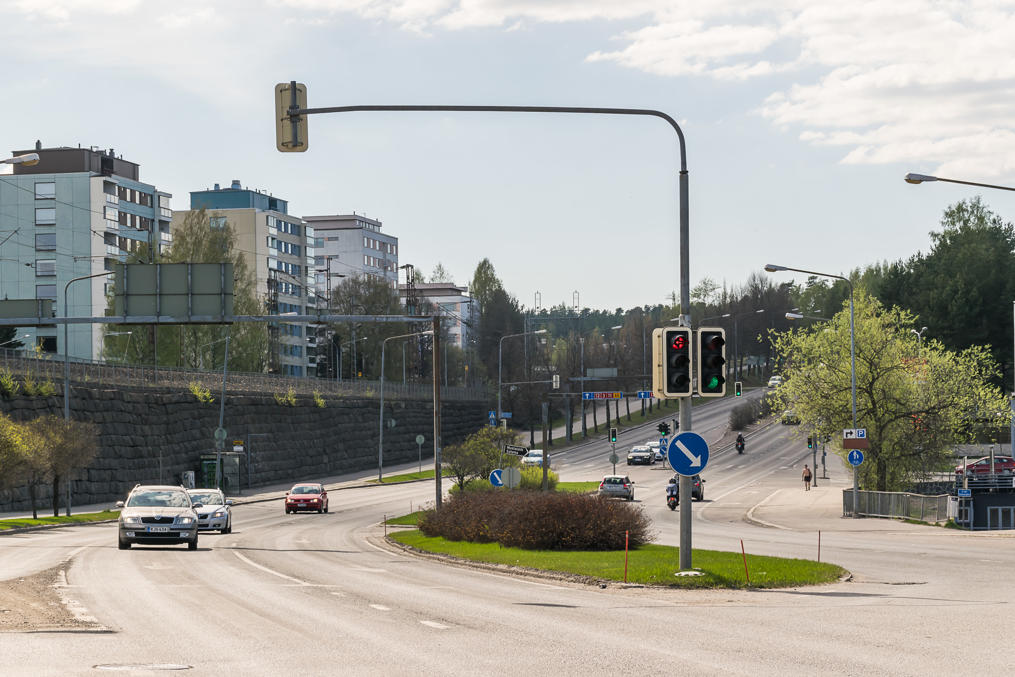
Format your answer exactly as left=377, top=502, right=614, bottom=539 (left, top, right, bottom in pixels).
left=418, top=490, right=653, bottom=550
left=21, top=373, right=38, bottom=396
left=273, top=387, right=297, bottom=406
left=188, top=381, right=214, bottom=404
left=37, top=379, right=57, bottom=397
left=519, top=466, right=558, bottom=490
left=1, top=368, right=21, bottom=399
left=312, top=390, right=325, bottom=408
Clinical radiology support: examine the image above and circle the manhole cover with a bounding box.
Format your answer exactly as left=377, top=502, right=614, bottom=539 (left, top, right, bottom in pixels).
left=674, top=570, right=705, bottom=577
left=94, top=665, right=192, bottom=672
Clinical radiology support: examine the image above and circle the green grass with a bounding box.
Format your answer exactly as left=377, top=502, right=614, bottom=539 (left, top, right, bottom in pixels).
left=557, top=481, right=600, bottom=493
left=390, top=530, right=846, bottom=589
left=0, top=510, right=119, bottom=531
left=385, top=511, right=425, bottom=526
left=370, top=469, right=450, bottom=484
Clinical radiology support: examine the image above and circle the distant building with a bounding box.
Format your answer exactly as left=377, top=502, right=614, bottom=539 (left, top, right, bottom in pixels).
left=398, top=282, right=477, bottom=350
left=0, top=142, right=172, bottom=359
left=172, top=180, right=313, bottom=376
left=302, top=214, right=399, bottom=295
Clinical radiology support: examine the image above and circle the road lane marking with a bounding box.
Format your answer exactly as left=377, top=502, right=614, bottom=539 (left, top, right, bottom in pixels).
left=233, top=551, right=307, bottom=585
left=370, top=604, right=390, bottom=611
left=420, top=620, right=448, bottom=629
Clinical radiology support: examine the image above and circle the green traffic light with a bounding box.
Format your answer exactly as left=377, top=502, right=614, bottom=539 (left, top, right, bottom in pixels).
left=707, top=376, right=720, bottom=389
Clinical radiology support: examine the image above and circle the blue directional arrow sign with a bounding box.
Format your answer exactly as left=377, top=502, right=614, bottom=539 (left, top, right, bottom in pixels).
left=489, top=468, right=504, bottom=487
left=847, top=449, right=865, bottom=466
left=636, top=391, right=653, bottom=399
left=668, top=432, right=710, bottom=476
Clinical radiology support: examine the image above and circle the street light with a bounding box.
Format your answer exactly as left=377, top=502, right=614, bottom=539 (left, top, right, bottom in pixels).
left=198, top=334, right=231, bottom=490
left=1, top=153, right=40, bottom=167
left=0, top=333, right=29, bottom=349
left=106, top=331, right=133, bottom=363
left=498, top=329, right=547, bottom=423
left=911, top=326, right=928, bottom=347
left=905, top=172, right=1015, bottom=457
left=701, top=313, right=731, bottom=324
left=379, top=329, right=433, bottom=481
left=786, top=312, right=830, bottom=321
left=338, top=336, right=367, bottom=381
left=766, top=263, right=858, bottom=516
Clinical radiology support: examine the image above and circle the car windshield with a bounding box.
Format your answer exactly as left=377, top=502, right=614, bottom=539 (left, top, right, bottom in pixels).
left=292, top=485, right=321, bottom=494
left=526, top=451, right=542, bottom=458
left=126, top=490, right=191, bottom=508
left=604, top=477, right=625, bottom=485
left=188, top=491, right=223, bottom=505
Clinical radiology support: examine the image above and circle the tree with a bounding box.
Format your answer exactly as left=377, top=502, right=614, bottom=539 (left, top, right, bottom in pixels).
left=329, top=274, right=408, bottom=380
left=429, top=262, right=453, bottom=283
left=442, top=427, right=515, bottom=491
left=0, top=413, right=29, bottom=496
left=469, top=258, right=503, bottom=311
left=31, top=416, right=99, bottom=516
left=103, top=209, right=269, bottom=373
left=772, top=289, right=1009, bottom=491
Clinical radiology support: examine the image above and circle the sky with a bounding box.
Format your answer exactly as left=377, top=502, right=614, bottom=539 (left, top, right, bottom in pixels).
left=3, top=0, right=1014, bottom=312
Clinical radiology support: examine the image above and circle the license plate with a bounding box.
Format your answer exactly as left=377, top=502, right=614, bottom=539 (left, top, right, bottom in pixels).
left=147, top=526, right=170, bottom=533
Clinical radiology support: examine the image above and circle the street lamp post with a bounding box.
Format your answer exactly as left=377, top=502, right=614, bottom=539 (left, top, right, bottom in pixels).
left=911, top=326, right=928, bottom=347
left=766, top=263, right=857, bottom=516
left=498, top=329, right=547, bottom=424
left=199, top=334, right=232, bottom=490
left=106, top=331, right=133, bottom=363
left=905, top=173, right=1015, bottom=464
left=786, top=312, right=830, bottom=322
left=1, top=153, right=40, bottom=167
left=62, top=269, right=115, bottom=515
left=0, top=333, right=29, bottom=349
left=379, top=329, right=434, bottom=481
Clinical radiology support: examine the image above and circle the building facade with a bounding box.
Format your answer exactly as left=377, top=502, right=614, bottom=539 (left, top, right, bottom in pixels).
left=303, top=214, right=399, bottom=296
left=173, top=180, right=313, bottom=376
left=398, top=282, right=477, bottom=350
left=0, top=143, right=172, bottom=360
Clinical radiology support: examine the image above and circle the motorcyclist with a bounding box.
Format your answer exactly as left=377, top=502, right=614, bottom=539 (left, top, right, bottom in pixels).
left=666, top=477, right=679, bottom=498
left=735, top=433, right=745, bottom=452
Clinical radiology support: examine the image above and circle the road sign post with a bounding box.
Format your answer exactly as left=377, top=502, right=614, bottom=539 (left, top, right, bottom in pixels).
left=416, top=434, right=425, bottom=473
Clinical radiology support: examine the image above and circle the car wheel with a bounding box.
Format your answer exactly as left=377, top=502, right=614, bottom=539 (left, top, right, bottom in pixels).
left=222, top=519, right=231, bottom=534
left=318, top=508, right=323, bottom=514
left=118, top=537, right=131, bottom=550
left=188, top=535, right=198, bottom=551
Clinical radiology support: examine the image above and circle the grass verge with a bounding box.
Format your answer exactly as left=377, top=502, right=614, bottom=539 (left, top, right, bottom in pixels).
left=389, top=530, right=846, bottom=589
left=557, top=481, right=600, bottom=494
left=0, top=510, right=119, bottom=531
left=385, top=511, right=425, bottom=526
left=370, top=469, right=450, bottom=484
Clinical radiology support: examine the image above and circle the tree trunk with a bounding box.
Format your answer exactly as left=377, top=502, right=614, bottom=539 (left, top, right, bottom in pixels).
left=29, top=482, right=38, bottom=520
left=605, top=401, right=611, bottom=428
left=626, top=397, right=631, bottom=422
left=51, top=474, right=61, bottom=517
left=641, top=399, right=646, bottom=418
left=876, top=453, right=888, bottom=492
left=614, top=399, right=620, bottom=423
left=592, top=402, right=599, bottom=432
left=566, top=398, right=573, bottom=442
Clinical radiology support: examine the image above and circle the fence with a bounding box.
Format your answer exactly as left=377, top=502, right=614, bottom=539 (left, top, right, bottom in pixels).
left=842, top=489, right=950, bottom=523
left=0, top=349, right=486, bottom=402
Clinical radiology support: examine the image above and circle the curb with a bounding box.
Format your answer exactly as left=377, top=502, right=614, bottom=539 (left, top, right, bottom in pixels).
left=0, top=518, right=120, bottom=536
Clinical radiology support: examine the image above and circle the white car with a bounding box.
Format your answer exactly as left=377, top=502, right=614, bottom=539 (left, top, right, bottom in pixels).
left=187, top=488, right=233, bottom=533
left=767, top=375, right=783, bottom=388
left=626, top=445, right=654, bottom=465
left=645, top=440, right=665, bottom=462
left=521, top=449, right=547, bottom=467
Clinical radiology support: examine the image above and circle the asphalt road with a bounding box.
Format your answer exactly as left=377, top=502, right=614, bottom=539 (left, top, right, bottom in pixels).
left=2, top=393, right=1015, bottom=675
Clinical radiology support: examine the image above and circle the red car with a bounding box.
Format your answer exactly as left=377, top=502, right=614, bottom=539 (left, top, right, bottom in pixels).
left=285, top=483, right=329, bottom=514
left=955, top=456, right=1015, bottom=475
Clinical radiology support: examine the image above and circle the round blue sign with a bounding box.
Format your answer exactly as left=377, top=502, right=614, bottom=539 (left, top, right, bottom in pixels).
left=847, top=450, right=864, bottom=466
left=667, top=432, right=710, bottom=476
left=489, top=468, right=504, bottom=487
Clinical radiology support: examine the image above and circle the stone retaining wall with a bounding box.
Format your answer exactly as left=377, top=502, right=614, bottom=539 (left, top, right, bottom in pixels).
left=0, top=385, right=486, bottom=513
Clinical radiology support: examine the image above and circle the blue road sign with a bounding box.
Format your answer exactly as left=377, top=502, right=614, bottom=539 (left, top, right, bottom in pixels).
left=667, top=432, right=710, bottom=476
left=488, top=411, right=497, bottom=427
left=489, top=469, right=504, bottom=487
left=847, top=449, right=865, bottom=466
left=958, top=488, right=972, bottom=498
left=502, top=412, right=512, bottom=419
left=636, top=391, right=653, bottom=399
left=659, top=437, right=668, bottom=449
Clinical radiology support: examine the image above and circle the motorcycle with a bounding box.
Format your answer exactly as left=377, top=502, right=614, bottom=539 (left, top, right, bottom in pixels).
left=667, top=494, right=678, bottom=510
left=735, top=438, right=745, bottom=454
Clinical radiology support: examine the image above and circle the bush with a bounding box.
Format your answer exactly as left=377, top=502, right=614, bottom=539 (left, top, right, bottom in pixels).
left=312, top=390, right=325, bottom=408
left=519, top=466, right=558, bottom=490
left=0, top=368, right=20, bottom=399
left=273, top=387, right=297, bottom=406
left=188, top=381, right=214, bottom=403
left=418, top=490, right=653, bottom=550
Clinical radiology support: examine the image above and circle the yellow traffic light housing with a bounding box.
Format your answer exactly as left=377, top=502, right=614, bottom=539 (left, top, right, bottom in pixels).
left=275, top=82, right=308, bottom=152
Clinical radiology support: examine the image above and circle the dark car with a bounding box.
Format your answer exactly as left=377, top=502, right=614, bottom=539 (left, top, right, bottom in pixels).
left=117, top=484, right=200, bottom=550
left=285, top=483, right=329, bottom=514
left=626, top=445, right=654, bottom=465
left=668, top=474, right=705, bottom=501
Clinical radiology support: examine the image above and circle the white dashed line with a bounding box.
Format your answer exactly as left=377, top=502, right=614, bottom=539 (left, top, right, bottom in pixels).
left=233, top=551, right=307, bottom=585
left=370, top=604, right=391, bottom=611
left=420, top=620, right=449, bottom=629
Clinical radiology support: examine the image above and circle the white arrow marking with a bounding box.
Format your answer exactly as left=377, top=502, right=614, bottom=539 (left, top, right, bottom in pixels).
left=676, top=440, right=701, bottom=467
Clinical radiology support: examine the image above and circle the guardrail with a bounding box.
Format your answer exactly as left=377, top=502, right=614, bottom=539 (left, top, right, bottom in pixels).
left=0, top=349, right=486, bottom=402
left=842, top=489, right=950, bottom=522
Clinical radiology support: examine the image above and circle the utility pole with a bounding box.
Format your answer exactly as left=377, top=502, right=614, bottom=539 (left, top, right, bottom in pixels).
left=432, top=315, right=443, bottom=507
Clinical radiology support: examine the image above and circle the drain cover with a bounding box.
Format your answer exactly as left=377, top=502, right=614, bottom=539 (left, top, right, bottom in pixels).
left=674, top=570, right=705, bottom=577
left=94, top=665, right=192, bottom=672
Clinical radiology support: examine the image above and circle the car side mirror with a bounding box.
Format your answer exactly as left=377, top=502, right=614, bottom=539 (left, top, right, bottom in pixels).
left=192, top=503, right=203, bottom=509
left=115, top=500, right=124, bottom=508
left=226, top=499, right=234, bottom=505
left=285, top=492, right=289, bottom=496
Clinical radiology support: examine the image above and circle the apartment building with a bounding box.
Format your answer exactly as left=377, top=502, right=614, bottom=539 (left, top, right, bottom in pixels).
left=0, top=142, right=172, bottom=359
left=174, top=180, right=313, bottom=376
left=398, top=282, right=477, bottom=350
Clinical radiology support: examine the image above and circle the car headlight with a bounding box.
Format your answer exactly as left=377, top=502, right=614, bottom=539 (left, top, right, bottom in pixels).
left=122, top=515, right=142, bottom=525
left=212, top=510, right=226, bottom=518
left=176, top=516, right=195, bottom=526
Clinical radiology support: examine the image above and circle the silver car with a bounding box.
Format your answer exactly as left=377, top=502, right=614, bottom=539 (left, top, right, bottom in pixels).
left=627, top=445, right=654, bottom=465
left=117, top=484, right=199, bottom=550
left=598, top=475, right=635, bottom=501
left=187, top=488, right=233, bottom=533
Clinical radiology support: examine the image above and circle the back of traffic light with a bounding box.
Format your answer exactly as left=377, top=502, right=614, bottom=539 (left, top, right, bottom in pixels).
left=696, top=327, right=726, bottom=397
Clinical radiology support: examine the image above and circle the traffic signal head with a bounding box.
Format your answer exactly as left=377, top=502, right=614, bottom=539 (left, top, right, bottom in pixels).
left=734, top=381, right=742, bottom=397
left=696, top=327, right=726, bottom=397
left=275, top=82, right=309, bottom=152
left=662, top=327, right=693, bottom=397
left=807, top=436, right=813, bottom=449
left=610, top=427, right=617, bottom=443
left=657, top=422, right=670, bottom=436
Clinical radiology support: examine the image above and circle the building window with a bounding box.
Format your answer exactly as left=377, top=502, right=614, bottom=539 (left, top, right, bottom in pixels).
left=36, top=284, right=57, bottom=300
left=210, top=216, right=226, bottom=229
left=35, top=233, right=56, bottom=251
left=38, top=336, right=57, bottom=354
left=105, top=206, right=119, bottom=222
left=35, top=259, right=56, bottom=277
left=35, top=182, right=55, bottom=200
left=35, top=207, right=56, bottom=225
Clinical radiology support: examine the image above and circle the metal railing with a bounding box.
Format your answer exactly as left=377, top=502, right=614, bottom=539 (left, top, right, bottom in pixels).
left=0, top=348, right=486, bottom=402
left=842, top=489, right=950, bottom=522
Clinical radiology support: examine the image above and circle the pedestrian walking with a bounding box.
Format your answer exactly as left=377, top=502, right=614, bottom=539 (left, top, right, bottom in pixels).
left=802, top=464, right=812, bottom=491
